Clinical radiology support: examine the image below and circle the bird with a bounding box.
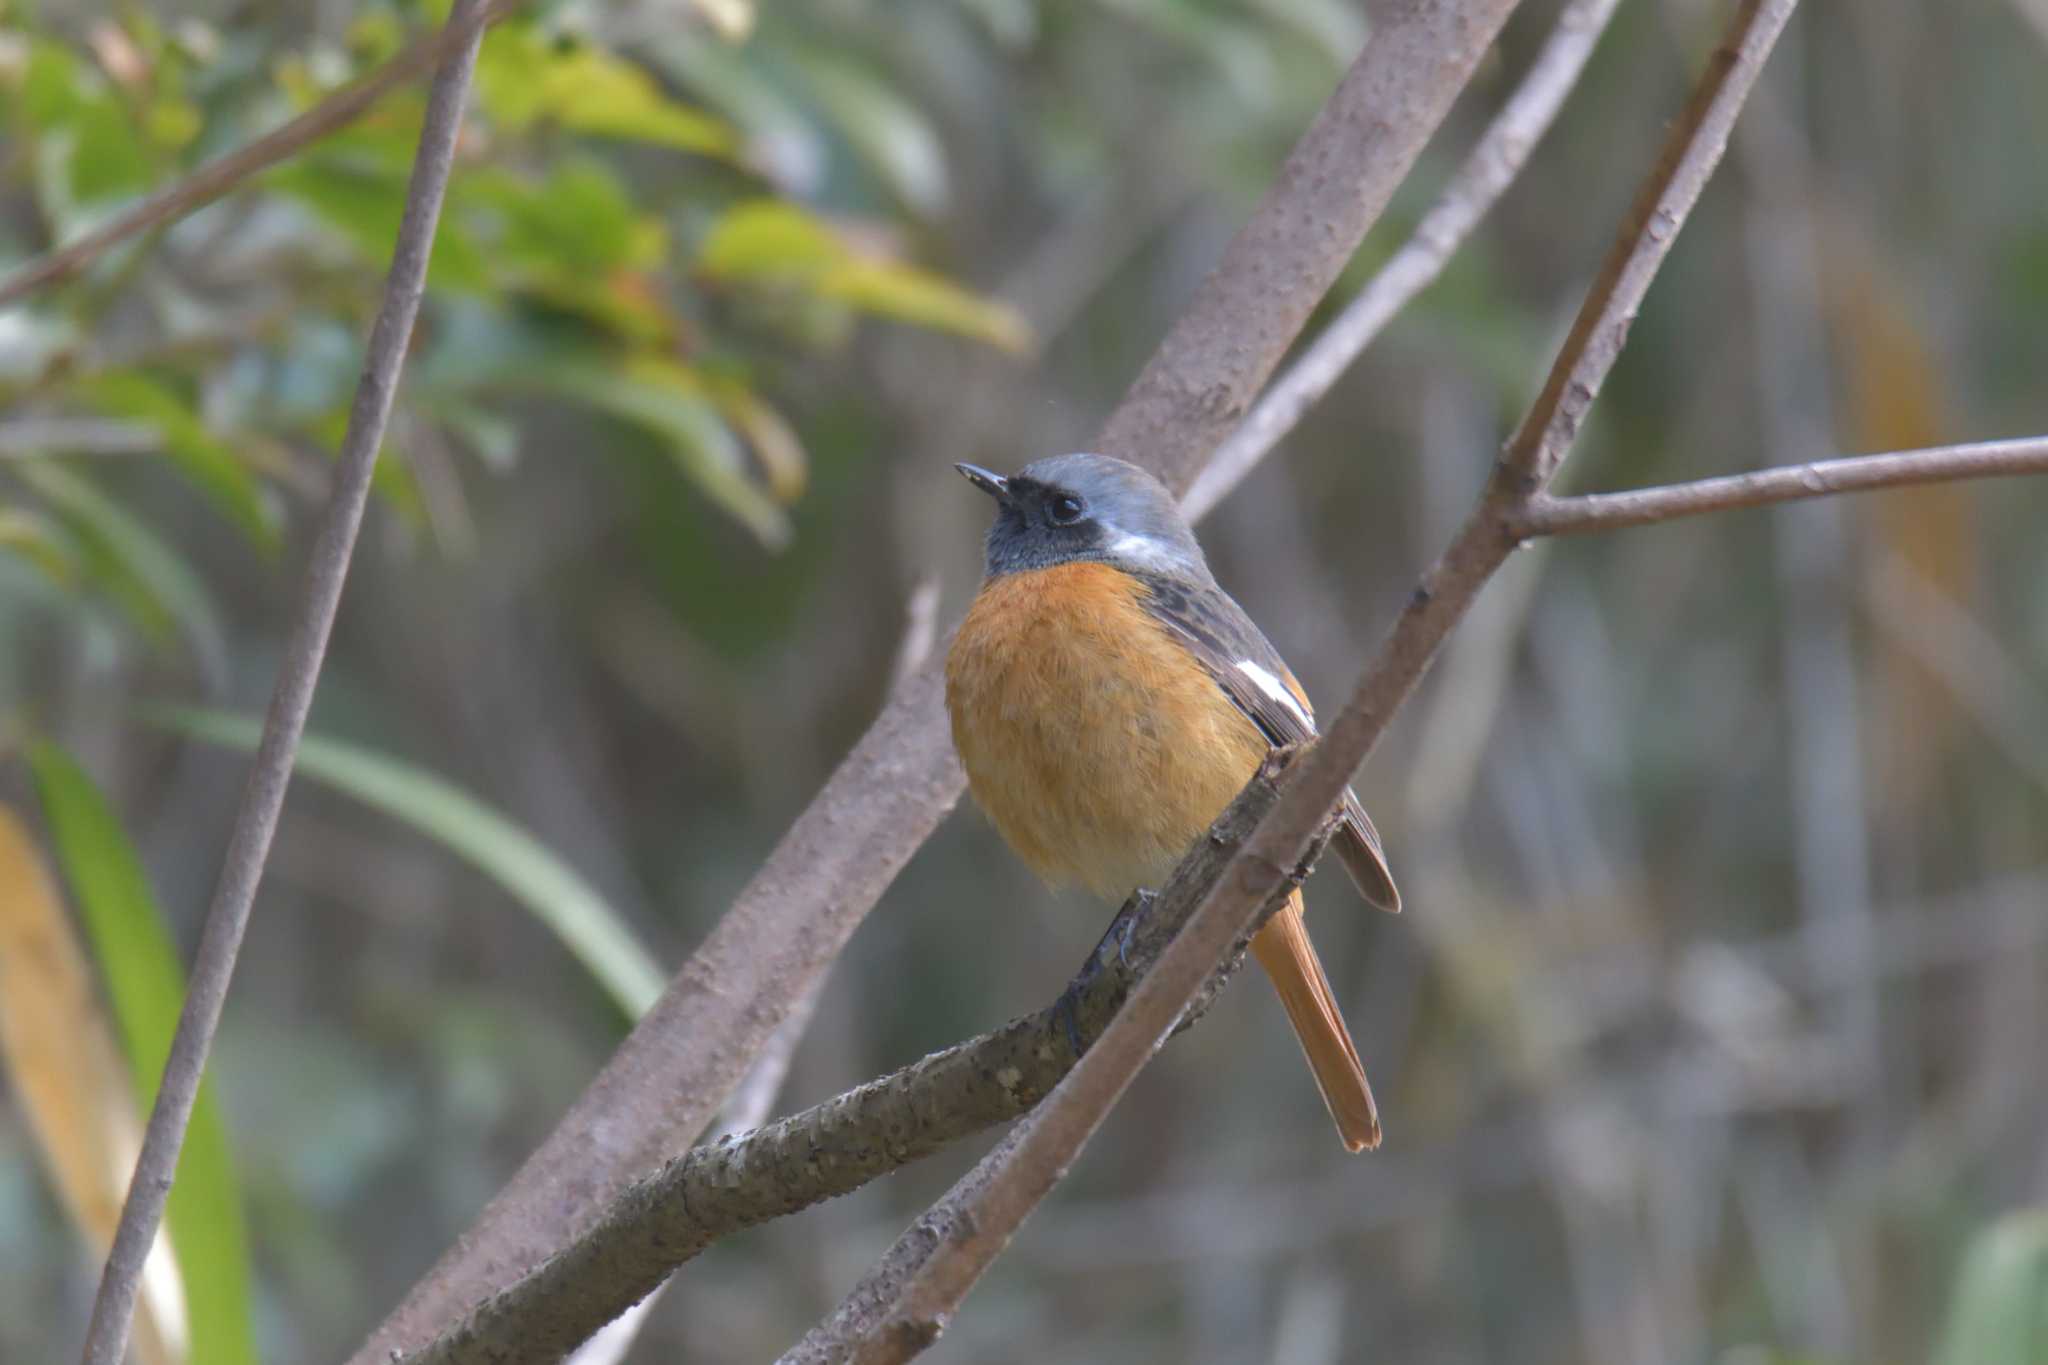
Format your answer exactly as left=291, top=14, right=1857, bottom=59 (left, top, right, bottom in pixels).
left=943, top=452, right=1400, bottom=1151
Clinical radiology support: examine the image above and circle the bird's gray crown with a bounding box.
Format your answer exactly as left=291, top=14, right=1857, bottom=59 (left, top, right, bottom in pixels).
left=958, top=452, right=1213, bottom=582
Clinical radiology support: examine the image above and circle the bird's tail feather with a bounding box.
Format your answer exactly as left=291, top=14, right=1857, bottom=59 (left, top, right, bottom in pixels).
left=1249, top=891, right=1381, bottom=1152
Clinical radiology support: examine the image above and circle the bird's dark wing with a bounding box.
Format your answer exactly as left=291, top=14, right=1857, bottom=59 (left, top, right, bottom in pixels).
left=1137, top=574, right=1400, bottom=912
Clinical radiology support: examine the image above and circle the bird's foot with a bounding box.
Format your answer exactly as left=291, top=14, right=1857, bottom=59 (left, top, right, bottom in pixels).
left=1092, top=888, right=1155, bottom=974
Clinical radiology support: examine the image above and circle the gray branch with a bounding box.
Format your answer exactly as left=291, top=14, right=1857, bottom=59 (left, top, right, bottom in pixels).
left=350, top=2, right=1524, bottom=1356
left=1181, top=0, right=1625, bottom=522
left=73, top=6, right=489, bottom=1362
left=396, top=752, right=1314, bottom=1365
left=1510, top=435, right=2048, bottom=537
left=800, top=1, right=1804, bottom=1359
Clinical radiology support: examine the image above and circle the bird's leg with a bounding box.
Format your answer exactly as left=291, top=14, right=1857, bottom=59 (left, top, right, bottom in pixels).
left=1053, top=889, right=1159, bottom=1059
left=1104, top=888, right=1155, bottom=971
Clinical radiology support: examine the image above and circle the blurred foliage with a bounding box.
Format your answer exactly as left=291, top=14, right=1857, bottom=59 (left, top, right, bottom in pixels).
left=25, top=742, right=254, bottom=1365
left=3, top=0, right=2048, bottom=1362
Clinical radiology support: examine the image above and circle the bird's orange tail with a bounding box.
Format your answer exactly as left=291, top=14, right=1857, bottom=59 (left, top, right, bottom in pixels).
left=1249, top=890, right=1381, bottom=1152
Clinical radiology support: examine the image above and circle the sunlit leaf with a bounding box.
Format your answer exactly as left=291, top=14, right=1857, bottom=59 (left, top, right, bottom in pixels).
left=1937, top=1212, right=2048, bottom=1365
left=699, top=201, right=1030, bottom=352
left=477, top=26, right=736, bottom=158
left=0, top=808, right=189, bottom=1365
left=156, top=712, right=668, bottom=1020
left=823, top=258, right=1030, bottom=353
left=25, top=743, right=257, bottom=1365
left=535, top=355, right=793, bottom=548
left=72, top=372, right=279, bottom=552
left=12, top=461, right=227, bottom=674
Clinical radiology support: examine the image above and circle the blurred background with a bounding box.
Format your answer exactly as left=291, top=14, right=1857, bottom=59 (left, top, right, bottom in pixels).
left=3, top=0, right=2047, bottom=1361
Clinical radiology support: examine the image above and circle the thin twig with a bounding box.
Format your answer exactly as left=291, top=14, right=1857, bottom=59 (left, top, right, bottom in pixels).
left=395, top=756, right=1308, bottom=1365
left=73, top=8, right=488, bottom=1363
left=1508, top=435, right=2048, bottom=537
left=817, top=3, right=1799, bottom=1359
left=1181, top=0, right=1625, bottom=522
left=349, top=4, right=1523, bottom=1355
left=0, top=0, right=521, bottom=311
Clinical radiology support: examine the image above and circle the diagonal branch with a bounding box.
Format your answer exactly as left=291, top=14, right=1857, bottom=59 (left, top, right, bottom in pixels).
left=73, top=5, right=491, bottom=1364
left=1508, top=434, right=2048, bottom=537
left=809, top=2, right=1802, bottom=1359
left=395, top=753, right=1311, bottom=1365
left=350, top=3, right=1524, bottom=1357
left=0, top=0, right=522, bottom=311
left=1182, top=0, right=1625, bottom=522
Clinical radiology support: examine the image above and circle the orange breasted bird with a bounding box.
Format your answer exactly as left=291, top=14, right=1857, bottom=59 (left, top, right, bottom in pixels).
left=944, top=453, right=1400, bottom=1151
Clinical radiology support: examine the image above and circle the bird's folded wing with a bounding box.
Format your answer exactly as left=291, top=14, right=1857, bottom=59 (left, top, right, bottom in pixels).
left=1137, top=574, right=1400, bottom=911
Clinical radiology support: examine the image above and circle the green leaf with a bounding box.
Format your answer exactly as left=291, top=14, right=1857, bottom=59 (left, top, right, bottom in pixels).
left=1937, top=1212, right=2048, bottom=1365
left=533, top=355, right=793, bottom=548
left=476, top=26, right=737, bottom=158
left=12, top=461, right=227, bottom=673
left=157, top=712, right=667, bottom=1020
left=699, top=201, right=1029, bottom=352
left=25, top=743, right=258, bottom=1365
left=72, top=372, right=280, bottom=552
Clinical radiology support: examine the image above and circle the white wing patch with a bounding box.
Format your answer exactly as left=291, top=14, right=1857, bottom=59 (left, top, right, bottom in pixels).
left=1235, top=660, right=1314, bottom=731
left=1105, top=530, right=1184, bottom=572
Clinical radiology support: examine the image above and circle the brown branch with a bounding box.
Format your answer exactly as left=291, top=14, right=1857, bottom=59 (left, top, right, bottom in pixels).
left=1097, top=0, right=1526, bottom=496
left=395, top=754, right=1311, bottom=1365
left=1182, top=0, right=1624, bottom=522
left=73, top=7, right=490, bottom=1364
left=1508, top=435, right=2048, bottom=538
left=349, top=4, right=1523, bottom=1358
left=0, top=0, right=523, bottom=311
left=810, top=2, right=1802, bottom=1360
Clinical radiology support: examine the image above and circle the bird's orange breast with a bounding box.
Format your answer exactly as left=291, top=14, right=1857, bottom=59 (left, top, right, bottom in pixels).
left=945, top=562, right=1268, bottom=900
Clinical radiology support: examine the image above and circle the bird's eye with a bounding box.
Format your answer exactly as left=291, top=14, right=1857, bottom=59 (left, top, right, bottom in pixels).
left=1047, top=494, right=1086, bottom=526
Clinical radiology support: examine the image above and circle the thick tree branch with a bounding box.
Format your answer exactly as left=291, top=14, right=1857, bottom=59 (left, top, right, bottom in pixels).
left=351, top=4, right=1522, bottom=1357
left=1182, top=0, right=1624, bottom=522
left=73, top=7, right=489, bottom=1364
left=0, top=0, right=521, bottom=311
left=1509, top=435, right=2048, bottom=537
left=1099, top=0, right=1526, bottom=495
left=397, top=754, right=1313, bottom=1365
left=807, top=2, right=1801, bottom=1360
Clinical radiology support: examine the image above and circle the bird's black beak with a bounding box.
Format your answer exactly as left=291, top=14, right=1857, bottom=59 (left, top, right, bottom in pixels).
left=955, top=463, right=1011, bottom=504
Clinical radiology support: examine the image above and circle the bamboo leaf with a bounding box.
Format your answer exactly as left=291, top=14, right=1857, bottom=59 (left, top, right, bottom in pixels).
left=25, top=743, right=257, bottom=1365
left=0, top=807, right=190, bottom=1365
left=157, top=711, right=667, bottom=1019
left=72, top=372, right=280, bottom=553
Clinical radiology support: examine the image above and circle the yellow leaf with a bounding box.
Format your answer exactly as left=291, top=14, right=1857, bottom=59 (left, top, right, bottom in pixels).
left=0, top=808, right=188, bottom=1365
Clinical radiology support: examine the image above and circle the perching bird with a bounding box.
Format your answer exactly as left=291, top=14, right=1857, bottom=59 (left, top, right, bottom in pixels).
left=944, top=452, right=1399, bottom=1151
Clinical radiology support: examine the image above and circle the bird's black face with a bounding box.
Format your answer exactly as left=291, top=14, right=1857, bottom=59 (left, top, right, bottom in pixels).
left=957, top=452, right=1211, bottom=582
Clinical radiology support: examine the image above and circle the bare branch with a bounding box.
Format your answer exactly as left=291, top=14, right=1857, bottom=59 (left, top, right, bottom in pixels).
left=395, top=755, right=1307, bottom=1365
left=817, top=2, right=1800, bottom=1359
left=1182, top=0, right=1624, bottom=522
left=350, top=4, right=1523, bottom=1356
left=0, top=0, right=521, bottom=311
left=562, top=578, right=941, bottom=1365
left=1098, top=0, right=1525, bottom=496
left=72, top=8, right=489, bottom=1363
left=1509, top=435, right=2048, bottom=537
